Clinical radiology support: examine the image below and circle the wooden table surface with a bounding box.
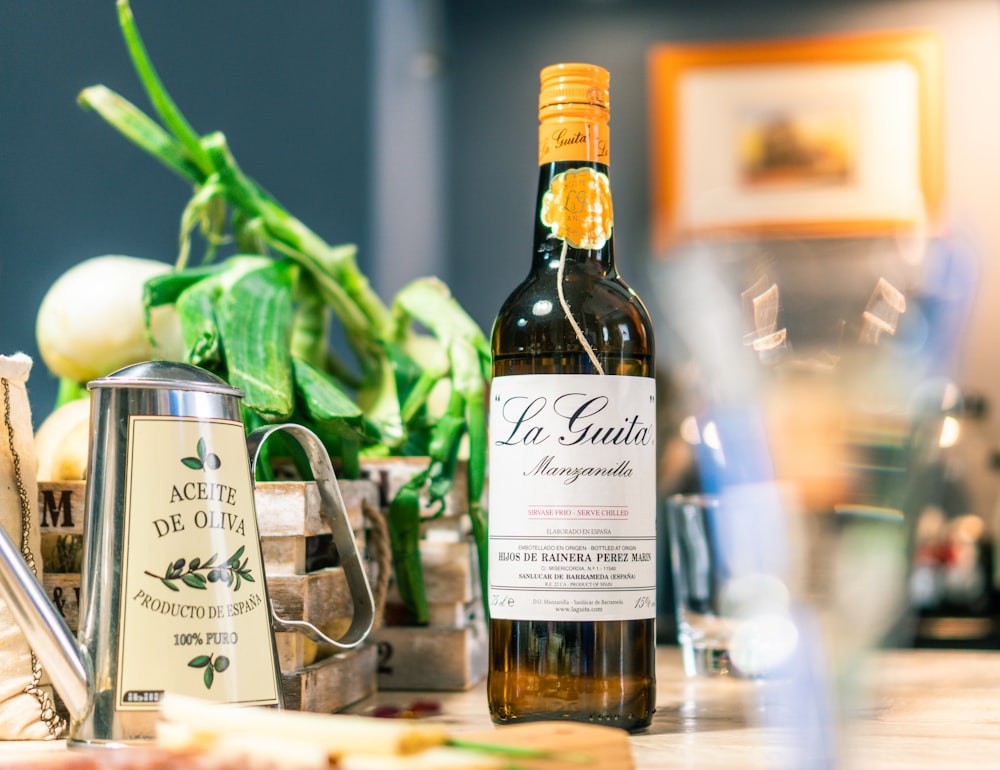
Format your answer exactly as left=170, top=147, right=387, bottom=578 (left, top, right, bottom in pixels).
left=348, top=645, right=1000, bottom=769
left=2, top=646, right=998, bottom=768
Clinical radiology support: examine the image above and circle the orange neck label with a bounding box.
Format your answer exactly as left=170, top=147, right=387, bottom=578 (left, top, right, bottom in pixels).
left=538, top=120, right=609, bottom=166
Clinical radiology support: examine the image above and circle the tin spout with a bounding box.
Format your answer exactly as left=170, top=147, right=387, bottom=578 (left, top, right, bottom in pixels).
left=0, top=522, right=92, bottom=722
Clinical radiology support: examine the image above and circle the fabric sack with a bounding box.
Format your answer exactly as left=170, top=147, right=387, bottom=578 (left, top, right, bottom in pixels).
left=0, top=354, right=64, bottom=739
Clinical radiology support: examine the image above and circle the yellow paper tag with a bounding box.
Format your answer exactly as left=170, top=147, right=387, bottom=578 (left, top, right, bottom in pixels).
left=540, top=166, right=614, bottom=250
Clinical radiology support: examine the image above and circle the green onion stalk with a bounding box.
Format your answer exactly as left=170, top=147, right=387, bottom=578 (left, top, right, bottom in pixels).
left=75, top=0, right=491, bottom=622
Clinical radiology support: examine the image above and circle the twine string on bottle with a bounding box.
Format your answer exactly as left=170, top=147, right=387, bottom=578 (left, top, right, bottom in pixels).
left=556, top=240, right=605, bottom=375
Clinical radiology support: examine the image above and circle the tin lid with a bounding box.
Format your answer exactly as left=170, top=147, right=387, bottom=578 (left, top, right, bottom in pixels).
left=87, top=360, right=244, bottom=398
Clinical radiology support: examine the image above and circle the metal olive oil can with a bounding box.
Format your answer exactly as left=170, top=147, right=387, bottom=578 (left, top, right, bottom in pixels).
left=82, top=361, right=281, bottom=741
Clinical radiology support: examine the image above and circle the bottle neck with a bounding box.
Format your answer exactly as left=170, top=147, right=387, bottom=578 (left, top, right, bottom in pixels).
left=538, top=107, right=609, bottom=166
left=532, top=111, right=615, bottom=272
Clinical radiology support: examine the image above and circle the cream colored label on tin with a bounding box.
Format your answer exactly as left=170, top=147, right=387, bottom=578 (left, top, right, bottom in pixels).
left=116, top=416, right=279, bottom=710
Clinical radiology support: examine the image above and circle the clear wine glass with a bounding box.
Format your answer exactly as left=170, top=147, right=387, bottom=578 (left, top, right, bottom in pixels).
left=650, top=218, right=971, bottom=766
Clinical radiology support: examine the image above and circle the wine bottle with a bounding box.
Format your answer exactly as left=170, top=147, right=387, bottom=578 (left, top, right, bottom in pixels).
left=487, top=62, right=656, bottom=732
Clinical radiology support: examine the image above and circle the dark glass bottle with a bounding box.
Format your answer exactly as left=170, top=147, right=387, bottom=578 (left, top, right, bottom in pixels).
left=487, top=63, right=656, bottom=732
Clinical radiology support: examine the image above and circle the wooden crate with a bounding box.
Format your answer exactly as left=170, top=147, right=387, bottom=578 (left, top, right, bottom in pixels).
left=281, top=643, right=378, bottom=713
left=360, top=457, right=471, bottom=536
left=360, top=458, right=488, bottom=692
left=373, top=539, right=487, bottom=691
left=37, top=479, right=381, bottom=713
left=373, top=622, right=487, bottom=691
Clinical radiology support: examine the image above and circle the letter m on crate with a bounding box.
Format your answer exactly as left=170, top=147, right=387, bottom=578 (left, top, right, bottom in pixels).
left=40, top=485, right=77, bottom=530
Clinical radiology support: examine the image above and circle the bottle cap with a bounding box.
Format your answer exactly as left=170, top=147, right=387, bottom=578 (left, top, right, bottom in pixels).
left=539, top=63, right=609, bottom=119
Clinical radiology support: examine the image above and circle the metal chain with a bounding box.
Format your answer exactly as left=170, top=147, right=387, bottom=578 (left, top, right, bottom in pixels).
left=2, top=377, right=66, bottom=738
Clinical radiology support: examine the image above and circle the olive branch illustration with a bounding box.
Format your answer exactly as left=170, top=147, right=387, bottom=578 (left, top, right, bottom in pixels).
left=144, top=545, right=254, bottom=592
left=182, top=437, right=221, bottom=470
left=188, top=653, right=230, bottom=690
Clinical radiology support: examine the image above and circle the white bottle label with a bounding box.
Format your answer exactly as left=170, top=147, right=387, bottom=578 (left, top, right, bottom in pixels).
left=488, top=374, right=657, bottom=621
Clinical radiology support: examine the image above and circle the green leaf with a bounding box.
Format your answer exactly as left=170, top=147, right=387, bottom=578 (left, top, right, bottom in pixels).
left=116, top=0, right=214, bottom=177
left=181, top=457, right=203, bottom=470
left=309, top=241, right=359, bottom=279
left=77, top=85, right=203, bottom=184
left=174, top=255, right=271, bottom=369
left=217, top=261, right=295, bottom=419
left=181, top=573, right=207, bottom=589
left=232, top=210, right=267, bottom=254
left=228, top=545, right=246, bottom=566
left=425, top=399, right=466, bottom=511
left=357, top=351, right=404, bottom=450
left=203, top=666, right=214, bottom=689
left=143, top=263, right=223, bottom=309
left=387, top=472, right=430, bottom=624
left=392, top=278, right=490, bottom=361
left=292, top=357, right=362, bottom=420
left=175, top=275, right=224, bottom=367
left=291, top=357, right=370, bottom=443
left=172, top=256, right=268, bottom=369
left=177, top=177, right=226, bottom=271
left=447, top=336, right=489, bottom=611
left=188, top=655, right=212, bottom=669
left=160, top=578, right=179, bottom=592
left=290, top=272, right=329, bottom=369
left=396, top=339, right=449, bottom=427
left=288, top=413, right=365, bottom=479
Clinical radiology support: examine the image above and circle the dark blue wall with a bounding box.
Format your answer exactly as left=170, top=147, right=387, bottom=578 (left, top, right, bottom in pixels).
left=0, top=1, right=372, bottom=420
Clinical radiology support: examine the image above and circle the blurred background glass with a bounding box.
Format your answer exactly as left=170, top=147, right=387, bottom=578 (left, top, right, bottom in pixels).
left=649, top=215, right=968, bottom=764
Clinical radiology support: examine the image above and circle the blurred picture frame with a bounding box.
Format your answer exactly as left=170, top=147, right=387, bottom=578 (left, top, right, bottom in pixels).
left=648, top=30, right=943, bottom=251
